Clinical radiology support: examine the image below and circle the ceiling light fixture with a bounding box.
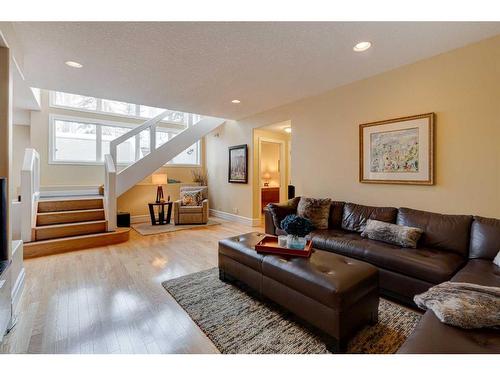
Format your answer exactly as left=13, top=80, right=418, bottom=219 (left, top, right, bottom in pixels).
left=231, top=99, right=241, bottom=104
left=284, top=127, right=291, bottom=133
left=65, top=60, right=83, bottom=68
left=353, top=41, right=372, bottom=52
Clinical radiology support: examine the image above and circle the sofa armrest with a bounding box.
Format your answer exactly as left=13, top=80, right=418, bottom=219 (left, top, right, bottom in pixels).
left=173, top=200, right=181, bottom=224
left=265, top=197, right=301, bottom=235
left=264, top=206, right=277, bottom=235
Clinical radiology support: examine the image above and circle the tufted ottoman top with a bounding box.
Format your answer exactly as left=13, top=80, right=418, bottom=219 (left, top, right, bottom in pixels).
left=219, top=232, right=378, bottom=310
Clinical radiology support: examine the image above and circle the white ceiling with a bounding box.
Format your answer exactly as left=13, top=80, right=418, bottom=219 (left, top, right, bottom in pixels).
left=12, top=22, right=500, bottom=120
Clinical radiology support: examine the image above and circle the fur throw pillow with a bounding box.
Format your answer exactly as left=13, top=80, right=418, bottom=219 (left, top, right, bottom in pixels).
left=494, top=250, right=500, bottom=267
left=361, top=219, right=423, bottom=248
left=297, top=197, right=331, bottom=229
left=414, top=282, right=500, bottom=329
left=180, top=189, right=203, bottom=206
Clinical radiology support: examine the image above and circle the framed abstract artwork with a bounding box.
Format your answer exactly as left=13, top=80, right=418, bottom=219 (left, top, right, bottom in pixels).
left=228, top=144, right=248, bottom=183
left=359, top=113, right=434, bottom=185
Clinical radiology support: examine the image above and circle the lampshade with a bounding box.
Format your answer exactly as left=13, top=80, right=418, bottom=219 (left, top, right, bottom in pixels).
left=262, top=172, right=271, bottom=180
left=152, top=173, right=168, bottom=185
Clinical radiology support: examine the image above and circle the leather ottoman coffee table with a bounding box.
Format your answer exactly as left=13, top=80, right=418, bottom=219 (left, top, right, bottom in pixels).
left=218, top=232, right=379, bottom=352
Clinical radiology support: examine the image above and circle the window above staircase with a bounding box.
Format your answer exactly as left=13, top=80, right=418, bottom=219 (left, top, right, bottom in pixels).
left=47, top=90, right=202, bottom=167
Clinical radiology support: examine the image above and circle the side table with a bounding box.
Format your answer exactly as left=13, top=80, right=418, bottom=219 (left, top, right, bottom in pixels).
left=148, top=201, right=173, bottom=225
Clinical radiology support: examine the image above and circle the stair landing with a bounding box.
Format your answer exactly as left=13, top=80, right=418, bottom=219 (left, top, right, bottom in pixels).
left=25, top=197, right=129, bottom=259
left=24, top=228, right=130, bottom=259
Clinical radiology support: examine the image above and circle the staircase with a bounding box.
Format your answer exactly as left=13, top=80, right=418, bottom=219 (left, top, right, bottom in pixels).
left=21, top=111, right=225, bottom=258
left=24, top=197, right=129, bottom=259
left=104, top=111, right=226, bottom=230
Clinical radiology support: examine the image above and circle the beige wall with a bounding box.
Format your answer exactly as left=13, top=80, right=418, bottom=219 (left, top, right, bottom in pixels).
left=117, top=166, right=199, bottom=217
left=206, top=121, right=253, bottom=217
left=206, top=35, right=500, bottom=220
left=30, top=90, right=204, bottom=216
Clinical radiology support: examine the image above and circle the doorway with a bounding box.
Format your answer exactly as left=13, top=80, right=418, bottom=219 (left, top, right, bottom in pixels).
left=254, top=121, right=292, bottom=217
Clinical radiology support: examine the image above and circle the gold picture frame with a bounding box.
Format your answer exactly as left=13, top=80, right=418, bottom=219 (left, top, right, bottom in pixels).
left=359, top=113, right=434, bottom=185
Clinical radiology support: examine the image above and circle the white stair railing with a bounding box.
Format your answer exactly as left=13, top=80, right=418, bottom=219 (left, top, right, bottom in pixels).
left=109, top=110, right=171, bottom=164
left=115, top=116, right=225, bottom=196
left=104, top=154, right=117, bottom=231
left=104, top=111, right=225, bottom=232
left=21, top=148, right=40, bottom=242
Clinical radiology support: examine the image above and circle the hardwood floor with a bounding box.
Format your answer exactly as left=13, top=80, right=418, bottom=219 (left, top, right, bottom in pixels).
left=1, top=219, right=261, bottom=354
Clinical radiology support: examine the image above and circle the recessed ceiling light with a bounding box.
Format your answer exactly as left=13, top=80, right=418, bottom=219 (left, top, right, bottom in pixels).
left=283, top=127, right=291, bottom=133
left=353, top=42, right=371, bottom=52
left=65, top=60, right=83, bottom=68
left=231, top=99, right=241, bottom=104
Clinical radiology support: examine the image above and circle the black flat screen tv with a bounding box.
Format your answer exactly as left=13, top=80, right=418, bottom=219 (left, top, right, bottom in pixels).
left=0, top=178, right=7, bottom=261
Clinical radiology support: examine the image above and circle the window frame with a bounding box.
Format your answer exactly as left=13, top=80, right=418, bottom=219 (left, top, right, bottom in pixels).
left=49, top=114, right=201, bottom=167
left=49, top=91, right=189, bottom=127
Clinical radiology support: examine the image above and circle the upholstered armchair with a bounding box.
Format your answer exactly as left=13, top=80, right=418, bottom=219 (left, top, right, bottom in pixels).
left=173, top=186, right=209, bottom=225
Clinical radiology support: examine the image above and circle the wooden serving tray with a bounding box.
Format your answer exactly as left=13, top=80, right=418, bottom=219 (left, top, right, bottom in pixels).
left=255, top=235, right=313, bottom=258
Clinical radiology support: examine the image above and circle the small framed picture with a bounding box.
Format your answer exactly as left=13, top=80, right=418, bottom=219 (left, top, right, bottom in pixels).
left=360, top=113, right=434, bottom=185
left=228, top=144, right=248, bottom=184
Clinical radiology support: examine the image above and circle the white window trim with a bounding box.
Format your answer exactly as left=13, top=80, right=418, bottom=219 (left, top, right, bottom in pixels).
left=166, top=140, right=202, bottom=167
left=49, top=91, right=189, bottom=129
left=48, top=114, right=201, bottom=167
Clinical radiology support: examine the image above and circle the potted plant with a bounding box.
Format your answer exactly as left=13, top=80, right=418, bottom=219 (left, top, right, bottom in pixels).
left=280, top=214, right=314, bottom=250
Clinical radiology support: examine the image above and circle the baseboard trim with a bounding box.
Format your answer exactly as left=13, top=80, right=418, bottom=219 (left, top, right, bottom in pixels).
left=209, top=209, right=261, bottom=227
left=132, top=210, right=261, bottom=226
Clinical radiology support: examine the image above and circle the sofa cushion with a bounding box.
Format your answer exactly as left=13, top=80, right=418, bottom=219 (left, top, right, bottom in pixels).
left=328, top=201, right=345, bottom=229
left=469, top=216, right=500, bottom=260
left=397, top=207, right=472, bottom=257
left=341, top=203, right=397, bottom=233
left=451, top=259, right=500, bottom=287
left=361, top=219, right=423, bottom=248
left=397, top=310, right=500, bottom=354
left=178, top=205, right=203, bottom=213
left=297, top=197, right=331, bottom=229
left=309, top=229, right=464, bottom=284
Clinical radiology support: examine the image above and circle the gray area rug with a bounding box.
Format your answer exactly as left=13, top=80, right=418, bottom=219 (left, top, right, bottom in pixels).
left=132, top=219, right=221, bottom=235
left=162, top=268, right=422, bottom=354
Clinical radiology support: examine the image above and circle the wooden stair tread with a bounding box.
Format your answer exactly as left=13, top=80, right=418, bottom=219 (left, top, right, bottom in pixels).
left=37, top=208, right=105, bottom=216
left=24, top=228, right=130, bottom=259
left=36, top=209, right=106, bottom=226
left=34, top=220, right=108, bottom=241
left=38, top=198, right=104, bottom=213
left=35, top=220, right=107, bottom=230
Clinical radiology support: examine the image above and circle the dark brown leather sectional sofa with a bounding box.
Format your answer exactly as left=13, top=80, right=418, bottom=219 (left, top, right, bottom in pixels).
left=265, top=198, right=500, bottom=353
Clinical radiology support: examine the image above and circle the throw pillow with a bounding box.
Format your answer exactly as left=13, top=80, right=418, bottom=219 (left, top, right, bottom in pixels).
left=414, top=281, right=500, bottom=329
left=180, top=189, right=202, bottom=206
left=297, top=197, right=331, bottom=230
left=494, top=251, right=500, bottom=267
left=267, top=197, right=301, bottom=229
left=361, top=219, right=423, bottom=248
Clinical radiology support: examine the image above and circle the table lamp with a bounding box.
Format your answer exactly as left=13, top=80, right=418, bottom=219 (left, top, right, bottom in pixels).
left=152, top=173, right=168, bottom=203
left=262, top=172, right=271, bottom=187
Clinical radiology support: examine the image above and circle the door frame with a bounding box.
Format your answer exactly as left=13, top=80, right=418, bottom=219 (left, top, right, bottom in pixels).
left=257, top=137, right=287, bottom=215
